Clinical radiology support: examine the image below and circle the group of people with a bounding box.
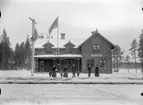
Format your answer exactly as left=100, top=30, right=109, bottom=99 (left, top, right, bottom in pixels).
left=48, top=64, right=100, bottom=78
left=87, top=65, right=100, bottom=77
left=49, top=64, right=79, bottom=78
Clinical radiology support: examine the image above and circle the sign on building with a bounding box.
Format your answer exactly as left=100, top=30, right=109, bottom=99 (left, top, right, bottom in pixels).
left=91, top=54, right=102, bottom=57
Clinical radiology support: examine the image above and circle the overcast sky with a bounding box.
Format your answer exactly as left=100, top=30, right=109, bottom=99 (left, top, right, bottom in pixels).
left=0, top=0, right=143, bottom=56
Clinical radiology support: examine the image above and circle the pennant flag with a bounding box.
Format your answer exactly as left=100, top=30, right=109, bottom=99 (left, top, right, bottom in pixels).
left=61, top=33, right=65, bottom=39
left=48, top=17, right=58, bottom=35
left=31, top=28, right=39, bottom=42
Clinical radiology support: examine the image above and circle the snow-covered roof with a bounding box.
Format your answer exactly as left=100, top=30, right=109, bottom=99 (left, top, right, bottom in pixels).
left=34, top=54, right=82, bottom=58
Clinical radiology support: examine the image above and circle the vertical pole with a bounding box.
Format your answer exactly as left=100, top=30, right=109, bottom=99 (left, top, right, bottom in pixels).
left=60, top=58, right=62, bottom=77
left=57, top=17, right=59, bottom=54
left=29, top=17, right=36, bottom=76
left=31, top=22, right=35, bottom=76
left=77, top=59, right=79, bottom=77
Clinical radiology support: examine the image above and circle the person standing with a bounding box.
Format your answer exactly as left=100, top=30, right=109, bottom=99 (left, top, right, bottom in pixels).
left=95, top=65, right=99, bottom=77
left=72, top=64, right=76, bottom=77
left=87, top=64, right=91, bottom=77
left=63, top=65, right=68, bottom=77
left=52, top=65, right=57, bottom=77
left=49, top=68, right=52, bottom=77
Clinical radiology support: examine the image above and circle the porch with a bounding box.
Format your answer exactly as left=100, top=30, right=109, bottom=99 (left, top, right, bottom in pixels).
left=34, top=54, right=82, bottom=73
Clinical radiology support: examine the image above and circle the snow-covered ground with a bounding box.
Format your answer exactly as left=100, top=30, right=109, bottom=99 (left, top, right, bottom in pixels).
left=0, top=69, right=143, bottom=105
left=0, top=84, right=142, bottom=105
left=0, top=69, right=142, bottom=82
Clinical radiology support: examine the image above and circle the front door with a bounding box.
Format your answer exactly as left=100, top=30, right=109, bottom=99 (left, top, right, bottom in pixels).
left=44, top=59, right=53, bottom=72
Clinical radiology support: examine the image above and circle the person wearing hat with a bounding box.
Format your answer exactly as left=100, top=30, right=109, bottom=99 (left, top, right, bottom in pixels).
left=63, top=65, right=68, bottom=77
left=72, top=64, right=76, bottom=77
left=52, top=65, right=57, bottom=77
left=87, top=64, right=92, bottom=77
left=95, top=65, right=99, bottom=77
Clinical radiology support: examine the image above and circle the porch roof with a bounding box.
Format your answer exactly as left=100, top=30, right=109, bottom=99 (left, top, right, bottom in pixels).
left=34, top=54, right=82, bottom=58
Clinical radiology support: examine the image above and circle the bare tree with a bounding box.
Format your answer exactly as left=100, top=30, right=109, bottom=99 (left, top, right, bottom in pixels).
left=112, top=45, right=124, bottom=72
left=129, top=38, right=138, bottom=73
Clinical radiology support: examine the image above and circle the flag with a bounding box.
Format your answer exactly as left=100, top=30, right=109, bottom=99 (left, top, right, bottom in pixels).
left=0, top=10, right=1, bottom=18
left=61, top=33, right=65, bottom=39
left=48, top=17, right=58, bottom=35
left=31, top=28, right=39, bottom=42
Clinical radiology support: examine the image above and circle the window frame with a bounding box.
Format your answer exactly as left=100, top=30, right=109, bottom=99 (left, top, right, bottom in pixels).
left=99, top=59, right=107, bottom=69
left=92, top=44, right=100, bottom=53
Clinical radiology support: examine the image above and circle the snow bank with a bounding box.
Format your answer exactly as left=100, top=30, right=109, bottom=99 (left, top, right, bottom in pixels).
left=0, top=69, right=142, bottom=82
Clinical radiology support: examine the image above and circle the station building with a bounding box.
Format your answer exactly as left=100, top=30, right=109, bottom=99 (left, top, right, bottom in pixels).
left=34, top=29, right=115, bottom=74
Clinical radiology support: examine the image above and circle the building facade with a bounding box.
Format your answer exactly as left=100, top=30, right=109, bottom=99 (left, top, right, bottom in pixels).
left=34, top=30, right=115, bottom=74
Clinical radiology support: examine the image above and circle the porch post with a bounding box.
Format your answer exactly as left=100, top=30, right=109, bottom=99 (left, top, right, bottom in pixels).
left=37, top=58, right=39, bottom=72
left=77, top=58, right=80, bottom=77
left=60, top=58, right=62, bottom=77
left=35, top=58, right=37, bottom=72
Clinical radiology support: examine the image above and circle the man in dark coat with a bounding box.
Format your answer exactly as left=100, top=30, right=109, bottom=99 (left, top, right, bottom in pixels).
left=95, top=65, right=99, bottom=77
left=77, top=70, right=80, bottom=78
left=72, top=64, right=76, bottom=77
left=63, top=65, right=68, bottom=77
left=49, top=69, right=52, bottom=77
left=87, top=64, right=91, bottom=77
left=52, top=65, right=57, bottom=77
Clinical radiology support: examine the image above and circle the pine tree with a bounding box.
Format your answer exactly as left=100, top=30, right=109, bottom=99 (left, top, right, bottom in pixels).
left=19, top=42, right=25, bottom=69
left=138, top=30, right=143, bottom=74
left=14, top=43, right=20, bottom=69
left=129, top=38, right=138, bottom=73
left=25, top=35, right=31, bottom=70
left=0, top=39, right=2, bottom=69
left=1, top=28, right=12, bottom=70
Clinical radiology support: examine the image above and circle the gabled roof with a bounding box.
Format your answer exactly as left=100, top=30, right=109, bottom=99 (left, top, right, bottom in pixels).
left=35, top=36, right=78, bottom=48
left=78, top=29, right=115, bottom=49
left=64, top=40, right=75, bottom=48
left=43, top=40, right=54, bottom=48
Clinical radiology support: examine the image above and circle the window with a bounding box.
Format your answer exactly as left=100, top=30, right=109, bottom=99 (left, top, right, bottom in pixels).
left=92, top=44, right=100, bottom=53
left=86, top=58, right=90, bottom=68
left=99, top=59, right=107, bottom=69
left=40, top=60, right=44, bottom=68
left=91, top=59, right=94, bottom=67
left=86, top=58, right=94, bottom=68
left=93, top=44, right=96, bottom=50
left=103, top=59, right=107, bottom=69
left=97, top=44, right=100, bottom=50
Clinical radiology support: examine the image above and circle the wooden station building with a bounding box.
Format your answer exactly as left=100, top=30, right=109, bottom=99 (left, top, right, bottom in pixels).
left=34, top=29, right=115, bottom=74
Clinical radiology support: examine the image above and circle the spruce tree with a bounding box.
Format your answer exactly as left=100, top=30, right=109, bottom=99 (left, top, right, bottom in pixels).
left=138, top=30, right=143, bottom=74
left=1, top=28, right=12, bottom=70
left=25, top=35, right=31, bottom=70
left=19, top=42, right=25, bottom=69
left=14, top=43, right=20, bottom=69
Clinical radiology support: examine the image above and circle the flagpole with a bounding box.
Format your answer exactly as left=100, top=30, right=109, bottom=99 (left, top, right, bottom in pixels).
left=57, top=16, right=62, bottom=77
left=57, top=16, right=59, bottom=55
